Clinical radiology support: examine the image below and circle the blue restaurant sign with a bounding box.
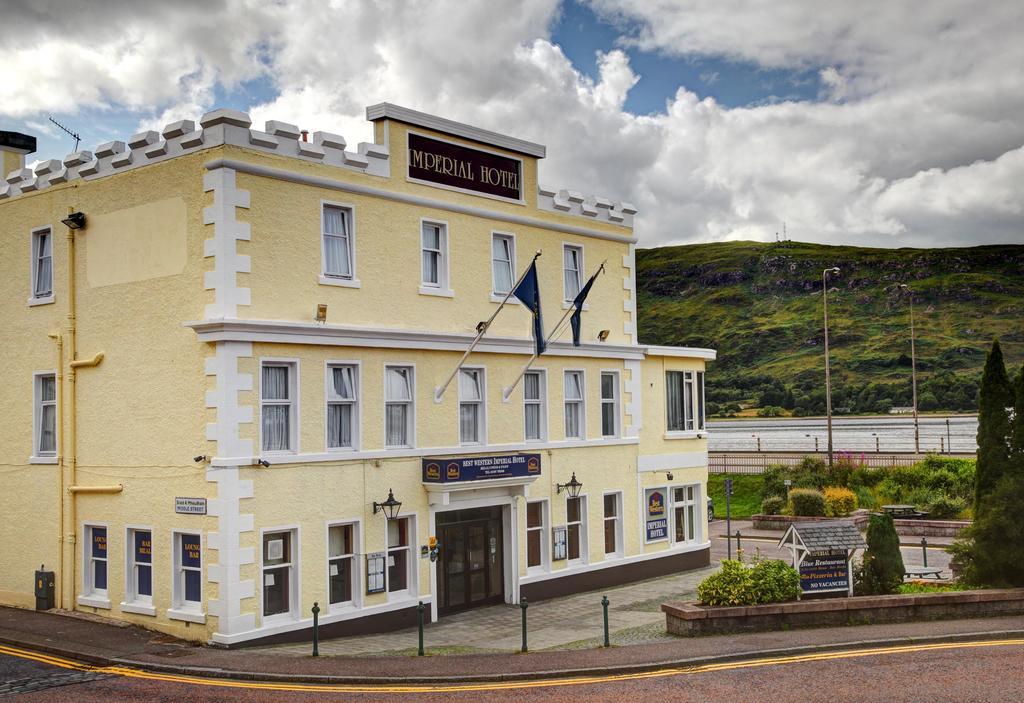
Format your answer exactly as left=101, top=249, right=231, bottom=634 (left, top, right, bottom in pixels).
left=799, top=552, right=850, bottom=593
left=422, top=453, right=541, bottom=483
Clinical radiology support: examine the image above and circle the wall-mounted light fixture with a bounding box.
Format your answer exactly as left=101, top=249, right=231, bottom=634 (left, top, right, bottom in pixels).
left=556, top=472, right=583, bottom=499
left=666, top=471, right=674, bottom=481
left=373, top=488, right=403, bottom=520
left=257, top=459, right=271, bottom=468
left=597, top=329, right=610, bottom=342
left=61, top=211, right=86, bottom=229
left=315, top=303, right=328, bottom=323
left=193, top=454, right=210, bottom=464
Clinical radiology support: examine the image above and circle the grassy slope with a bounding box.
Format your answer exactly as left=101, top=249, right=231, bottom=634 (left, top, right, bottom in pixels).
left=707, top=474, right=764, bottom=519
left=636, top=241, right=1024, bottom=406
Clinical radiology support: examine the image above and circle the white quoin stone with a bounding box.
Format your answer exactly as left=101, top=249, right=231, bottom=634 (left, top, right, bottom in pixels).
left=128, top=131, right=160, bottom=149
left=6, top=167, right=32, bottom=183
left=265, top=120, right=301, bottom=139
left=33, top=159, right=63, bottom=176
left=62, top=151, right=93, bottom=167
left=163, top=120, right=197, bottom=139
left=201, top=108, right=252, bottom=129
left=313, top=131, right=346, bottom=150
left=94, top=141, right=126, bottom=158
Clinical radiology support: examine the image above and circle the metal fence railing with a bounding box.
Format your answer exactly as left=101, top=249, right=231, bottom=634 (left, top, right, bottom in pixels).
left=708, top=451, right=975, bottom=474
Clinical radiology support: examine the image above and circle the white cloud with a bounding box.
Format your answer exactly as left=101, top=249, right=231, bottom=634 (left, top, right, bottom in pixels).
left=1, top=0, right=1021, bottom=248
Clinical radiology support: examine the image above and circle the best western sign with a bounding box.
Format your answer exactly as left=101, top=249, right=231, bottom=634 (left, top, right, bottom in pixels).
left=408, top=132, right=522, bottom=201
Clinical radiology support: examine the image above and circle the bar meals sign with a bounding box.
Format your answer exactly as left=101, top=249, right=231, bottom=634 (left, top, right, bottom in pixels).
left=407, top=132, right=522, bottom=202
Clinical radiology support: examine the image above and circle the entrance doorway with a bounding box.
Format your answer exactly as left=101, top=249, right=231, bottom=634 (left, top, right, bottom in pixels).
left=436, top=506, right=504, bottom=614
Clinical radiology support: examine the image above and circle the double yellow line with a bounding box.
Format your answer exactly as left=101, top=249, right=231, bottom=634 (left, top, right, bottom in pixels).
left=2, top=639, right=1022, bottom=694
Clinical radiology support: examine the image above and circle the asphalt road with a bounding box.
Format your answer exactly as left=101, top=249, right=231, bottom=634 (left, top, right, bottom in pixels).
left=2, top=639, right=1022, bottom=702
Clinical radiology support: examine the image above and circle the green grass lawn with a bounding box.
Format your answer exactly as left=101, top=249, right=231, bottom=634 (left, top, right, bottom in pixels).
left=708, top=474, right=764, bottom=519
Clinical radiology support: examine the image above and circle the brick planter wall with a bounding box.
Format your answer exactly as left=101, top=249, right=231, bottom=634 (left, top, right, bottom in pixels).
left=752, top=510, right=970, bottom=538
left=662, top=589, right=1024, bottom=636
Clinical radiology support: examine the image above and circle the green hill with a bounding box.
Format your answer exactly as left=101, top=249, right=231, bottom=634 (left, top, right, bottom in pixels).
left=635, top=241, right=1024, bottom=416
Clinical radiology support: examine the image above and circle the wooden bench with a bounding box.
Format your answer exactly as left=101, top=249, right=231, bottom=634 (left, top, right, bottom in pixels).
left=904, top=566, right=944, bottom=580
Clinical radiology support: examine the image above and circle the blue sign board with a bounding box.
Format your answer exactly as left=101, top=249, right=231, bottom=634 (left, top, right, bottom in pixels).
left=799, top=553, right=850, bottom=593
left=422, top=453, right=541, bottom=483
left=645, top=489, right=668, bottom=541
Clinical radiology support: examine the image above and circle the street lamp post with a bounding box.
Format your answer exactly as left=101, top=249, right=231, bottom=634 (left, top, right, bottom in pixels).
left=899, top=284, right=920, bottom=455
left=823, top=267, right=840, bottom=468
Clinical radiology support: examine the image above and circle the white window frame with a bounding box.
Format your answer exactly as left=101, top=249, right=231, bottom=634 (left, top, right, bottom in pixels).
left=326, top=520, right=361, bottom=611
left=666, top=370, right=695, bottom=433
left=523, top=369, right=547, bottom=442
left=490, top=231, right=517, bottom=301
left=169, top=530, right=204, bottom=622
left=386, top=514, right=417, bottom=601
left=319, top=201, right=360, bottom=288
left=122, top=526, right=155, bottom=615
left=671, top=484, right=701, bottom=545
left=260, top=359, right=299, bottom=454
left=29, top=226, right=54, bottom=305
left=458, top=367, right=486, bottom=445
left=80, top=523, right=110, bottom=608
left=325, top=361, right=360, bottom=451
left=603, top=491, right=623, bottom=559
left=566, top=494, right=588, bottom=566
left=261, top=526, right=300, bottom=623
left=600, top=371, right=620, bottom=438
left=419, top=218, right=452, bottom=297
left=525, top=499, right=549, bottom=574
left=32, top=371, right=58, bottom=463
left=696, top=371, right=706, bottom=431
left=563, top=369, right=586, bottom=440
left=384, top=364, right=416, bottom=449
left=562, top=243, right=584, bottom=302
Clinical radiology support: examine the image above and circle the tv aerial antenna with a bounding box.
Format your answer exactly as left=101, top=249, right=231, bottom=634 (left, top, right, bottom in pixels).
left=48, top=116, right=81, bottom=152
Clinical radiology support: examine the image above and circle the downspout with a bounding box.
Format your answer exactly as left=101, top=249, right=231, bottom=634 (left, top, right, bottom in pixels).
left=47, top=332, right=64, bottom=608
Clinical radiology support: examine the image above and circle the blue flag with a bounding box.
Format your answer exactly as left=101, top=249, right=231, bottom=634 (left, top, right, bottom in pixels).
left=569, top=269, right=600, bottom=346
left=512, top=260, right=546, bottom=355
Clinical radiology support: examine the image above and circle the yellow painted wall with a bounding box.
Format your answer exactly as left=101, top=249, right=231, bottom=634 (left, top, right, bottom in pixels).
left=639, top=355, right=708, bottom=457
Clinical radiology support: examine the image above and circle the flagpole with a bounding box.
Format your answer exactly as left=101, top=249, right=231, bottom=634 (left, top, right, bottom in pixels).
left=502, top=260, right=607, bottom=401
left=434, top=251, right=542, bottom=402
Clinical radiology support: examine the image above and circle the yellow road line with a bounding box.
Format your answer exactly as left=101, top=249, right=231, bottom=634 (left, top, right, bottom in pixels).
left=1, top=639, right=1021, bottom=694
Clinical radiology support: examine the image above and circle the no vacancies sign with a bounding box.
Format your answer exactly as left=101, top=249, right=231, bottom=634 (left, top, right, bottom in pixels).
left=408, top=132, right=522, bottom=201
left=799, top=553, right=850, bottom=593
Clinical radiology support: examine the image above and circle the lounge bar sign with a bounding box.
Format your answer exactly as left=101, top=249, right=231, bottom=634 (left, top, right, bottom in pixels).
left=408, top=132, right=522, bottom=201
left=422, top=453, right=541, bottom=483
left=799, top=552, right=850, bottom=593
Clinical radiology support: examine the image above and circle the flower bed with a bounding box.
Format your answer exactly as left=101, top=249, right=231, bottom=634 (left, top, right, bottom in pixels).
left=662, top=588, right=1024, bottom=636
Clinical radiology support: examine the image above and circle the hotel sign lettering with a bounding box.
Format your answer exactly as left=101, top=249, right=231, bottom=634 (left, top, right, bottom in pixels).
left=645, top=489, right=668, bottom=541
left=799, top=552, right=850, bottom=593
left=408, top=133, right=522, bottom=201
left=422, top=453, right=541, bottom=483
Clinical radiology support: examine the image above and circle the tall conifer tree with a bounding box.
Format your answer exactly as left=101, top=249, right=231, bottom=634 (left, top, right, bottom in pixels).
left=974, top=339, right=1014, bottom=516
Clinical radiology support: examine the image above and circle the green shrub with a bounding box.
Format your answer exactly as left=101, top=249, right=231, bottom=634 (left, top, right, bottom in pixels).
left=748, top=559, right=801, bottom=604
left=927, top=495, right=967, bottom=519
left=792, top=456, right=828, bottom=490
left=823, top=487, right=858, bottom=517
left=852, top=485, right=878, bottom=510
left=762, top=465, right=787, bottom=499
left=761, top=496, right=785, bottom=515
left=697, top=559, right=800, bottom=606
left=854, top=513, right=905, bottom=595
left=697, top=560, right=752, bottom=606
left=788, top=488, right=826, bottom=516
left=850, top=467, right=885, bottom=488
left=757, top=405, right=783, bottom=417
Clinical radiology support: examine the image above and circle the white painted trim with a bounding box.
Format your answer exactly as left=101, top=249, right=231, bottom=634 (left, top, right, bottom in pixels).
left=457, top=365, right=487, bottom=446
left=171, top=529, right=206, bottom=616
left=320, top=199, right=357, bottom=282
left=319, top=275, right=362, bottom=289
left=524, top=497, right=550, bottom=576
left=602, top=490, right=625, bottom=559
left=27, top=295, right=55, bottom=307
left=600, top=369, right=621, bottom=439
left=123, top=525, right=154, bottom=608
left=28, top=456, right=58, bottom=464
left=384, top=512, right=419, bottom=602
left=637, top=451, right=708, bottom=472
left=120, top=602, right=157, bottom=616
left=324, top=360, right=361, bottom=452
left=419, top=286, right=454, bottom=298
left=32, top=370, right=58, bottom=461
left=490, top=230, right=517, bottom=298
left=367, top=102, right=546, bottom=157
left=522, top=367, right=548, bottom=441
left=561, top=242, right=584, bottom=302
left=624, top=359, right=642, bottom=436
left=77, top=594, right=111, bottom=609
left=28, top=225, right=54, bottom=304
left=186, top=318, right=648, bottom=360
left=406, top=130, right=526, bottom=206
left=258, top=358, right=300, bottom=455
left=562, top=368, right=587, bottom=440
left=664, top=431, right=702, bottom=440
left=646, top=345, right=717, bottom=360
left=204, top=158, right=638, bottom=242
left=324, top=518, right=363, bottom=612
left=520, top=539, right=711, bottom=585
left=258, top=525, right=302, bottom=626
left=241, top=436, right=638, bottom=468
left=168, top=608, right=206, bottom=624
left=79, top=521, right=110, bottom=604
left=203, top=168, right=251, bottom=318
left=565, top=492, right=589, bottom=567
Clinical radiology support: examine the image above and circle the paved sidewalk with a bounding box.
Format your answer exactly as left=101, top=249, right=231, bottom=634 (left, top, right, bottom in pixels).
left=2, top=604, right=1021, bottom=684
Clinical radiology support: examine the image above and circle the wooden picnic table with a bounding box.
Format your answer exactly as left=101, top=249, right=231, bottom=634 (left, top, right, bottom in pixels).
left=904, top=566, right=944, bottom=580
left=882, top=504, right=930, bottom=519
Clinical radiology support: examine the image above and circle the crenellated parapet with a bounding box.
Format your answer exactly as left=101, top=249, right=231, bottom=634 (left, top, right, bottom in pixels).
left=537, top=184, right=636, bottom=228
left=0, top=108, right=390, bottom=201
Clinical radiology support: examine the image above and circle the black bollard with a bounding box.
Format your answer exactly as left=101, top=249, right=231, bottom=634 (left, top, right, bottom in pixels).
left=601, top=595, right=610, bottom=647
left=921, top=537, right=928, bottom=568
left=520, top=597, right=529, bottom=653
left=311, top=601, right=320, bottom=657
left=417, top=601, right=425, bottom=656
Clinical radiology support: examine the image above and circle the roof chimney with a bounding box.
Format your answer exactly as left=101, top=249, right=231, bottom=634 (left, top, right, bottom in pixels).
left=1, top=130, right=37, bottom=178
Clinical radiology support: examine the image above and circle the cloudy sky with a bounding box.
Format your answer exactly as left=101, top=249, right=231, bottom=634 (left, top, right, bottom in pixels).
left=3, top=0, right=1022, bottom=249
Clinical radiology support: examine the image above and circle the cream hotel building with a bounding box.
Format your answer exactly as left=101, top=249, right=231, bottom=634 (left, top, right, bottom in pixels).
left=0, top=104, right=714, bottom=646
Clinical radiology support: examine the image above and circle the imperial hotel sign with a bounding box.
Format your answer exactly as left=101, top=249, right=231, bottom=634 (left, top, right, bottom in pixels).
left=408, top=132, right=523, bottom=201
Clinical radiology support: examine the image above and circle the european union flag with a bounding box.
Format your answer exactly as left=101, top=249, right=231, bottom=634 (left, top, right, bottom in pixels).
left=569, top=268, right=601, bottom=346
left=512, top=260, right=546, bottom=355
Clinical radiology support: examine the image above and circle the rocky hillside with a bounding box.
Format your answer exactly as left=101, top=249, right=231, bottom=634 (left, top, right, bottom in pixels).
left=636, top=241, right=1024, bottom=415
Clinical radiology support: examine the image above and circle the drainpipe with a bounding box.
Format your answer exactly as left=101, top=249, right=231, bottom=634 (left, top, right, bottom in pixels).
left=63, top=207, right=106, bottom=611
left=47, top=332, right=64, bottom=608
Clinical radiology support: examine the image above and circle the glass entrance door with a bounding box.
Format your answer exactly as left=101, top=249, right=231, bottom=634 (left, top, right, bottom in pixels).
left=438, top=508, right=504, bottom=614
